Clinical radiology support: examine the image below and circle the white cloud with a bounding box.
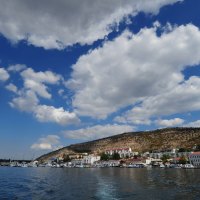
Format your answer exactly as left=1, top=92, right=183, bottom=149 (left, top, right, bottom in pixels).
left=67, top=24, right=200, bottom=119
left=184, top=120, right=200, bottom=127
left=156, top=118, right=184, bottom=127
left=5, top=83, right=18, bottom=94
left=31, top=135, right=62, bottom=150
left=10, top=90, right=38, bottom=112
left=117, top=76, right=200, bottom=124
left=58, top=89, right=68, bottom=99
left=10, top=90, right=79, bottom=125
left=62, top=124, right=135, bottom=141
left=21, top=68, right=61, bottom=84
left=34, top=105, right=80, bottom=126
left=0, top=68, right=9, bottom=81
left=58, top=89, right=64, bottom=96
left=0, top=0, right=181, bottom=49
left=31, top=143, right=52, bottom=150
left=115, top=116, right=152, bottom=126
left=21, top=68, right=61, bottom=99
left=8, top=64, right=26, bottom=72
left=9, top=67, right=79, bottom=126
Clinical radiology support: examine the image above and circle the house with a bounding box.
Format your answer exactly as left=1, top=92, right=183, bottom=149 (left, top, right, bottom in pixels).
left=189, top=152, right=200, bottom=167
left=95, top=160, right=120, bottom=167
left=71, top=159, right=83, bottom=166
left=145, top=158, right=162, bottom=165
left=82, top=155, right=100, bottom=165
left=105, top=147, right=132, bottom=158
left=149, top=149, right=177, bottom=159
left=125, top=158, right=146, bottom=165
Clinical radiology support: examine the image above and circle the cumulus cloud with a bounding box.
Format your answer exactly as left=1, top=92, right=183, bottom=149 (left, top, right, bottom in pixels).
left=0, top=0, right=181, bottom=49
left=10, top=90, right=79, bottom=125
left=155, top=118, right=184, bottom=127
left=184, top=120, right=200, bottom=127
left=7, top=64, right=26, bottom=72
left=62, top=124, right=135, bottom=141
left=10, top=90, right=39, bottom=112
left=0, top=68, right=9, bottom=81
left=116, top=76, right=200, bottom=124
left=8, top=67, right=79, bottom=126
left=67, top=24, right=200, bottom=119
left=5, top=83, right=18, bottom=94
left=34, top=105, right=80, bottom=125
left=21, top=68, right=61, bottom=84
left=21, top=68, right=61, bottom=99
left=31, top=135, right=62, bottom=150
left=58, top=89, right=64, bottom=96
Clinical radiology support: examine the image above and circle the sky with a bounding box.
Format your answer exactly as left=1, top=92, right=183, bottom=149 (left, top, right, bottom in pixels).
left=1, top=0, right=200, bottom=159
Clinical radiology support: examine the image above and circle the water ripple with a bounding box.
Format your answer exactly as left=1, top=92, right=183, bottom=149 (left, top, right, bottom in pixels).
left=0, top=167, right=199, bottom=200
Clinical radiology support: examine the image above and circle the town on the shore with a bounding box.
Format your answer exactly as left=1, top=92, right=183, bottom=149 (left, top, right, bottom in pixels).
left=1, top=145, right=200, bottom=169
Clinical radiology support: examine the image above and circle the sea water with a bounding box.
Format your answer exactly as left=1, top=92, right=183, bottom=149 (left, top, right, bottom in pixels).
left=0, top=167, right=200, bottom=200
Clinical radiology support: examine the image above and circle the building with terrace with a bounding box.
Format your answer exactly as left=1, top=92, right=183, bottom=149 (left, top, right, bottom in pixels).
left=189, top=152, right=200, bottom=167
left=105, top=147, right=133, bottom=158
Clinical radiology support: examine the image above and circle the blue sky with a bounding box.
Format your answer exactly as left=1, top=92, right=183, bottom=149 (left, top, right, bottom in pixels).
left=1, top=0, right=200, bottom=159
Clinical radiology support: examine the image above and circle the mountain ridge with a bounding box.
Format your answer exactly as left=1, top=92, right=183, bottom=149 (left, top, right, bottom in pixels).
left=37, top=127, right=200, bottom=162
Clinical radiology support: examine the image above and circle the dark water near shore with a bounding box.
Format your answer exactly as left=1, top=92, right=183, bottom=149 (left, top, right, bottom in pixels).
left=0, top=167, right=200, bottom=200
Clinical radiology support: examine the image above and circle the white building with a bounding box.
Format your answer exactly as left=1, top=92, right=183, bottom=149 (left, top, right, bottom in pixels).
left=189, top=152, right=200, bottom=167
left=105, top=147, right=132, bottom=158
left=149, top=149, right=177, bottom=159
left=145, top=158, right=162, bottom=165
left=71, top=159, right=83, bottom=166
left=83, top=155, right=100, bottom=165
left=95, top=160, right=120, bottom=167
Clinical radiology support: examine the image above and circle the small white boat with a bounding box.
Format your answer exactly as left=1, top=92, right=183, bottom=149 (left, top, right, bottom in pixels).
left=160, top=164, right=165, bottom=168
left=19, top=162, right=28, bottom=167
left=182, top=164, right=194, bottom=169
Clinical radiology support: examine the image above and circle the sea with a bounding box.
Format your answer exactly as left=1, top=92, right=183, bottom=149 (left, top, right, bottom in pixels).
left=0, top=167, right=200, bottom=200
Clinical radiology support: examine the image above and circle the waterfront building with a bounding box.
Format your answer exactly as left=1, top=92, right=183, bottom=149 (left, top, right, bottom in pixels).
left=149, top=149, right=177, bottom=159
left=95, top=160, right=120, bottom=167
left=71, top=159, right=83, bottom=166
left=83, top=155, right=100, bottom=165
left=105, top=147, right=132, bottom=158
left=125, top=158, right=146, bottom=165
left=145, top=158, right=162, bottom=165
left=189, top=152, right=200, bottom=167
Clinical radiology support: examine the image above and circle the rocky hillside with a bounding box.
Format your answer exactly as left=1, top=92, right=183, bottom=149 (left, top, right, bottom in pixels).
left=37, top=127, right=200, bottom=162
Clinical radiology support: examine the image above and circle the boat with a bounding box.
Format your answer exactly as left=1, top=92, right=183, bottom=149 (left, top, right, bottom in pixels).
left=21, top=163, right=28, bottom=168
left=182, top=164, right=194, bottom=169
left=128, top=164, right=145, bottom=168
left=160, top=164, right=165, bottom=168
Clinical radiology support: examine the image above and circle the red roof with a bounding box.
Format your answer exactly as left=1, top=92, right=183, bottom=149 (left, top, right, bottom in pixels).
left=173, top=157, right=181, bottom=161
left=190, top=151, right=200, bottom=155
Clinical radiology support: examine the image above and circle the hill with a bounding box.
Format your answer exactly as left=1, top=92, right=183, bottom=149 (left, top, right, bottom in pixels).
left=37, top=127, right=200, bottom=162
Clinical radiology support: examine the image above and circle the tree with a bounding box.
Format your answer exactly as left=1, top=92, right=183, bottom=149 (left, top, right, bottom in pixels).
left=63, top=154, right=71, bottom=162
left=178, top=148, right=186, bottom=152
left=161, top=154, right=170, bottom=163
left=178, top=148, right=191, bottom=152
left=112, top=152, right=120, bottom=160
left=179, top=156, right=187, bottom=164
left=100, top=153, right=109, bottom=161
